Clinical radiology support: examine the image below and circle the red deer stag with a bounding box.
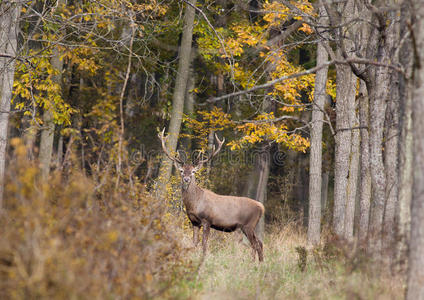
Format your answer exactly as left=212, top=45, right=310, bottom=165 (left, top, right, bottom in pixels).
left=159, top=129, right=264, bottom=262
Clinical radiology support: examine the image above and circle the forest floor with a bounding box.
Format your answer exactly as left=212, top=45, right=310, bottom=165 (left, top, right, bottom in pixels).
left=171, top=223, right=404, bottom=300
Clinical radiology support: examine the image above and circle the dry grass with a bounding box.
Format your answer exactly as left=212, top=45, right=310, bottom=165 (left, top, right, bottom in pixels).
left=172, top=223, right=405, bottom=300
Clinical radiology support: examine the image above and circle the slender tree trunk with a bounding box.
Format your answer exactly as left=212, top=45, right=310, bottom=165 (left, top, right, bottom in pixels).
left=307, top=7, right=329, bottom=245
left=383, top=10, right=400, bottom=262
left=367, top=77, right=388, bottom=253
left=254, top=144, right=270, bottom=239
left=157, top=0, right=196, bottom=199
left=56, top=134, right=64, bottom=167
left=244, top=144, right=270, bottom=240
left=23, top=117, right=37, bottom=160
left=332, top=0, right=357, bottom=238
left=39, top=47, right=63, bottom=178
left=333, top=64, right=356, bottom=237
left=396, top=1, right=413, bottom=272
left=407, top=3, right=424, bottom=298
left=344, top=103, right=360, bottom=241
left=358, top=81, right=371, bottom=244
left=245, top=97, right=272, bottom=240
left=321, top=170, right=329, bottom=216
left=39, top=0, right=66, bottom=178
left=0, top=1, right=21, bottom=208
left=366, top=6, right=398, bottom=255
left=116, top=19, right=135, bottom=187
left=182, top=51, right=196, bottom=152
left=383, top=71, right=399, bottom=259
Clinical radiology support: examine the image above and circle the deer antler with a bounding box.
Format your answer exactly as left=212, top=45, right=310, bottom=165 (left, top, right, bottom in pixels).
left=197, top=133, right=225, bottom=165
left=158, top=128, right=184, bottom=165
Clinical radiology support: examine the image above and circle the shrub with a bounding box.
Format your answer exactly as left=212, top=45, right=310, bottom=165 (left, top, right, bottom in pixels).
left=0, top=139, right=188, bottom=299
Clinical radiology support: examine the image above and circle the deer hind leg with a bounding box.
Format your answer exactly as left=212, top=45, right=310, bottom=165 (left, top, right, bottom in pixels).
left=201, top=221, right=211, bottom=255
left=193, top=225, right=200, bottom=247
left=254, top=232, right=264, bottom=262
left=242, top=227, right=258, bottom=261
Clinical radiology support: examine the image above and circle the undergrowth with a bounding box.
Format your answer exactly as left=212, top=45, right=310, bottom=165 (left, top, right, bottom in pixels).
left=0, top=139, right=191, bottom=299
left=172, top=224, right=405, bottom=300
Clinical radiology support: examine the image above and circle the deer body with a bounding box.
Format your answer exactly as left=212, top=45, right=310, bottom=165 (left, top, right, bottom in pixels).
left=182, top=182, right=264, bottom=233
left=159, top=129, right=264, bottom=262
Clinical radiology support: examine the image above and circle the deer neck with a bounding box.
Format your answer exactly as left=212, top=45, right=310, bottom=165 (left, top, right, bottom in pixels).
left=181, top=180, right=202, bottom=207
left=182, top=179, right=197, bottom=194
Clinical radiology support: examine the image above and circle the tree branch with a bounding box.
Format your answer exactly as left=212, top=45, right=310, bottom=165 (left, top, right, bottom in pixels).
left=207, top=58, right=404, bottom=104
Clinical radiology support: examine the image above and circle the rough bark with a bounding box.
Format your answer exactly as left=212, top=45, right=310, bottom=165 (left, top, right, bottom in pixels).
left=366, top=78, right=388, bottom=253
left=332, top=0, right=357, bottom=238
left=0, top=1, right=21, bottom=208
left=39, top=46, right=63, bottom=178
left=321, top=170, right=329, bottom=216
left=396, top=1, right=413, bottom=272
left=383, top=71, right=399, bottom=258
left=157, top=0, right=196, bottom=199
left=366, top=6, right=398, bottom=255
left=307, top=7, right=329, bottom=245
left=333, top=66, right=356, bottom=237
left=358, top=81, right=371, bottom=244
left=406, top=2, right=424, bottom=298
left=344, top=103, right=360, bottom=241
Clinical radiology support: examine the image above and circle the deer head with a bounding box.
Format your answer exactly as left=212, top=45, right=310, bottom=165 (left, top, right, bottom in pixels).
left=158, top=128, right=225, bottom=187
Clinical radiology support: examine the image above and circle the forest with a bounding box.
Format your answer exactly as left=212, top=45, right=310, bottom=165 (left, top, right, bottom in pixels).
left=1, top=0, right=424, bottom=299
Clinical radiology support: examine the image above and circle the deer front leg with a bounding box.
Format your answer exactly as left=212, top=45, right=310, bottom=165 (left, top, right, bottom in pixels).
left=193, top=225, right=200, bottom=247
left=201, top=220, right=211, bottom=255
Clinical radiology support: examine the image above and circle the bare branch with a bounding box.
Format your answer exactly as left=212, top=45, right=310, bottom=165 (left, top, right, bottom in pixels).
left=207, top=58, right=404, bottom=104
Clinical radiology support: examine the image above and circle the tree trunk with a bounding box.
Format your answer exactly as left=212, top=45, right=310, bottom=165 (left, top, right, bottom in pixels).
left=56, top=134, right=64, bottom=167
left=39, top=1, right=65, bottom=179
left=358, top=81, right=371, bottom=244
left=244, top=144, right=270, bottom=240
left=254, top=144, right=270, bottom=239
left=182, top=51, right=196, bottom=152
left=406, top=2, right=424, bottom=298
left=0, top=1, right=21, bottom=208
left=332, top=0, right=357, bottom=238
left=366, top=6, right=398, bottom=255
left=366, top=78, right=388, bottom=253
left=156, top=0, right=196, bottom=199
left=39, top=49, right=63, bottom=178
left=396, top=1, right=413, bottom=273
left=333, top=64, right=356, bottom=237
left=23, top=117, right=37, bottom=160
left=344, top=103, right=360, bottom=241
left=307, top=7, right=329, bottom=245
left=321, top=170, right=329, bottom=216
left=383, top=71, right=399, bottom=259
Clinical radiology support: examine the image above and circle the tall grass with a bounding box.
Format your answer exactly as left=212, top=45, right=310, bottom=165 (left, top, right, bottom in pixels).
left=173, top=224, right=404, bottom=299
